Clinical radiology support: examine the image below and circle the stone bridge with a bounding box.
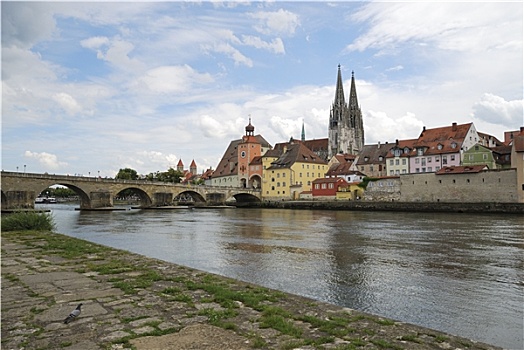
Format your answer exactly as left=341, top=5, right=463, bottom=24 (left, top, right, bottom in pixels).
left=1, top=171, right=261, bottom=210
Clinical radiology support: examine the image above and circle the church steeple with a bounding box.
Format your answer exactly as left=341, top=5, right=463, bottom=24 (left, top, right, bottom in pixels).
left=328, top=66, right=365, bottom=157
left=301, top=120, right=305, bottom=142
left=333, top=64, right=346, bottom=109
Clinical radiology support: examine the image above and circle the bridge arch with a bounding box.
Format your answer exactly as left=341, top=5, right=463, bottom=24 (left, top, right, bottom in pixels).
left=174, top=190, right=206, bottom=205
left=233, top=192, right=261, bottom=204
left=115, top=187, right=153, bottom=208
left=36, top=182, right=91, bottom=209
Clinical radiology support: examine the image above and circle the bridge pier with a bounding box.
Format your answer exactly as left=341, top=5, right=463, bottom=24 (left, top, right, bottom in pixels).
left=152, top=192, right=173, bottom=207
left=85, top=191, right=113, bottom=209
left=2, top=191, right=35, bottom=210
left=206, top=193, right=226, bottom=206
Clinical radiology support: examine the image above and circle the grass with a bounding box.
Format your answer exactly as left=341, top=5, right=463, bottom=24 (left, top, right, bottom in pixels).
left=2, top=229, right=484, bottom=350
left=1, top=211, right=55, bottom=231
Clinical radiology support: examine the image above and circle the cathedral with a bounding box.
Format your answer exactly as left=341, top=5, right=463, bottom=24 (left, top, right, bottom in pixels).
left=328, top=65, right=364, bottom=158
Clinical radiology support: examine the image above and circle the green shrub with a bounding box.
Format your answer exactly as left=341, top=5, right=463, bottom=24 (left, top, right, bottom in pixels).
left=1, top=211, right=56, bottom=231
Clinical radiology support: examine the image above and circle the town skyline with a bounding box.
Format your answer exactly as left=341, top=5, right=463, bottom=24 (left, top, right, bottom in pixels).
left=2, top=1, right=522, bottom=177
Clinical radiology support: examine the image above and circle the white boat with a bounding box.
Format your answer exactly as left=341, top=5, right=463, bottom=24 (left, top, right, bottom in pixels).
left=35, top=197, right=57, bottom=204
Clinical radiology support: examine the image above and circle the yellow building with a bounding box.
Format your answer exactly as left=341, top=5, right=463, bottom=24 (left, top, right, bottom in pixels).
left=262, top=139, right=328, bottom=200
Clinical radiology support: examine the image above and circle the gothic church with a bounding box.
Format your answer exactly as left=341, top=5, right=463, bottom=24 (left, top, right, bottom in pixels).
left=328, top=65, right=364, bottom=158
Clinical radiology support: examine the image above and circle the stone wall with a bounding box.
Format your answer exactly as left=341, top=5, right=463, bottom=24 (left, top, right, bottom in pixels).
left=400, top=169, right=519, bottom=203
left=363, top=178, right=401, bottom=201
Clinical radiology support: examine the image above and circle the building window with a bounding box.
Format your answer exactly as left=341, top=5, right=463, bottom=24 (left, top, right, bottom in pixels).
left=436, top=166, right=440, bottom=171
left=417, top=148, right=424, bottom=156
left=282, top=173, right=286, bottom=177
left=390, top=170, right=394, bottom=175
left=315, top=184, right=319, bottom=189
left=428, top=157, right=432, bottom=163
left=402, top=159, right=406, bottom=165
left=428, top=167, right=432, bottom=172
left=329, top=183, right=334, bottom=189
left=390, top=160, right=394, bottom=165
left=277, top=173, right=280, bottom=178
left=442, top=156, right=447, bottom=165
left=283, top=182, right=286, bottom=187
left=416, top=168, right=420, bottom=173
left=415, top=158, right=420, bottom=164
left=277, top=182, right=280, bottom=187
left=483, top=154, right=488, bottom=160
left=451, top=155, right=456, bottom=161
left=402, top=169, right=406, bottom=174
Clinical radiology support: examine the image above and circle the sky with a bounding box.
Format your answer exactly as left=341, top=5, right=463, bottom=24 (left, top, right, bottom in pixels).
left=2, top=1, right=523, bottom=178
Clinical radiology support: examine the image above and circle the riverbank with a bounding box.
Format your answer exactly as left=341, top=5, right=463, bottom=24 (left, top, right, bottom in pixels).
left=2, top=230, right=502, bottom=350
left=237, top=200, right=524, bottom=214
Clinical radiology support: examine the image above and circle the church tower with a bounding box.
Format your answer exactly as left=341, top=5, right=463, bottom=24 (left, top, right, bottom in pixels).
left=328, top=66, right=364, bottom=158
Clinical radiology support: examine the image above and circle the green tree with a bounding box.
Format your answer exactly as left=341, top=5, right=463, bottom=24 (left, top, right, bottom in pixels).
left=157, top=167, right=183, bottom=183
left=116, top=168, right=138, bottom=180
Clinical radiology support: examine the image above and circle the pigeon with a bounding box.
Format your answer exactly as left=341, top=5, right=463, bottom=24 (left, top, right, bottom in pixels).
left=63, top=303, right=82, bottom=324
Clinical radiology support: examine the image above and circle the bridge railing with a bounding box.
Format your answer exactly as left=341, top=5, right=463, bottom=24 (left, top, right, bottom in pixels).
left=1, top=171, right=261, bottom=192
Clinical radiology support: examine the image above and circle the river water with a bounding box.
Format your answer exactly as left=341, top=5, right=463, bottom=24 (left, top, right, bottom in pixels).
left=41, top=204, right=523, bottom=349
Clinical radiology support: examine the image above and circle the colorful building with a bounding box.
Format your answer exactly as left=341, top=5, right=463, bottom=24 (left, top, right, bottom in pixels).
left=262, top=139, right=328, bottom=200
left=211, top=119, right=271, bottom=188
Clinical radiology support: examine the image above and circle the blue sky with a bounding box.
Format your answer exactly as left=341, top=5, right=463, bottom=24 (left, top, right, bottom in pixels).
left=2, top=1, right=523, bottom=177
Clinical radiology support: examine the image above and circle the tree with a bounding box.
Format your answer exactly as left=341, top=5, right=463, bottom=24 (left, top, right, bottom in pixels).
left=157, top=167, right=183, bottom=183
left=116, top=168, right=138, bottom=180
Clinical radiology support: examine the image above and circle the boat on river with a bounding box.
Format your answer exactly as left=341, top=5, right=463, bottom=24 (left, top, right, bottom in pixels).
left=35, top=197, right=57, bottom=204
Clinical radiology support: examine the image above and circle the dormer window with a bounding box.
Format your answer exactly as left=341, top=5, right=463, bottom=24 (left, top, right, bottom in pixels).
left=451, top=142, right=457, bottom=149
left=404, top=147, right=409, bottom=153
left=364, top=157, right=369, bottom=162
left=379, top=156, right=383, bottom=161
left=417, top=148, right=424, bottom=156
left=437, top=144, right=443, bottom=150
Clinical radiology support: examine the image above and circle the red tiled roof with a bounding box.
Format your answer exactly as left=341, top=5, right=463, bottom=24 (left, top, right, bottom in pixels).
left=356, top=143, right=394, bottom=165
left=268, top=141, right=327, bottom=169
left=416, top=122, right=472, bottom=144
left=513, top=129, right=524, bottom=152
left=435, top=165, right=487, bottom=175
left=312, top=177, right=348, bottom=185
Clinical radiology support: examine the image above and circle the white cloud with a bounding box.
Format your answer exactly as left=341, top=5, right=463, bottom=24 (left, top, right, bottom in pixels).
left=136, top=151, right=179, bottom=169
left=347, top=2, right=522, bottom=54
left=80, top=36, right=110, bottom=49
left=137, top=65, right=214, bottom=94
left=1, top=2, right=56, bottom=49
left=364, top=111, right=424, bottom=144
left=204, top=42, right=253, bottom=67
left=24, top=151, right=68, bottom=170
left=472, top=93, right=523, bottom=127
left=52, top=93, right=82, bottom=115
left=249, top=9, right=300, bottom=36
left=242, top=35, right=285, bottom=54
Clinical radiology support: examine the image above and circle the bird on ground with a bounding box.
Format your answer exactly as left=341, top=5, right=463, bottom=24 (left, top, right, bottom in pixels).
left=63, top=303, right=82, bottom=324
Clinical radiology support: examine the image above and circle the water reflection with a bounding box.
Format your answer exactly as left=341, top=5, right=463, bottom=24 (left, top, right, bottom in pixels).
left=44, top=204, right=523, bottom=349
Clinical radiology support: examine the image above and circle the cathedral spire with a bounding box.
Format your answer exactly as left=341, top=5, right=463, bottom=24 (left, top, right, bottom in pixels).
left=334, top=64, right=346, bottom=108
left=301, top=120, right=305, bottom=141
left=348, top=70, right=359, bottom=110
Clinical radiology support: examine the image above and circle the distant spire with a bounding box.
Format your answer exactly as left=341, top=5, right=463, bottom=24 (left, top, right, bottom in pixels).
left=348, top=70, right=359, bottom=109
left=301, top=120, right=305, bottom=141
left=334, top=64, right=346, bottom=108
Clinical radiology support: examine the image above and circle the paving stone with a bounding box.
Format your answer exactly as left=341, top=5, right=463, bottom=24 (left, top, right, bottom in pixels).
left=133, top=325, right=156, bottom=335
left=100, top=330, right=132, bottom=342
left=129, top=317, right=162, bottom=327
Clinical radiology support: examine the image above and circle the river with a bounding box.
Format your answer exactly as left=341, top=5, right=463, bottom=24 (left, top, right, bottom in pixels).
left=40, top=203, right=523, bottom=349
